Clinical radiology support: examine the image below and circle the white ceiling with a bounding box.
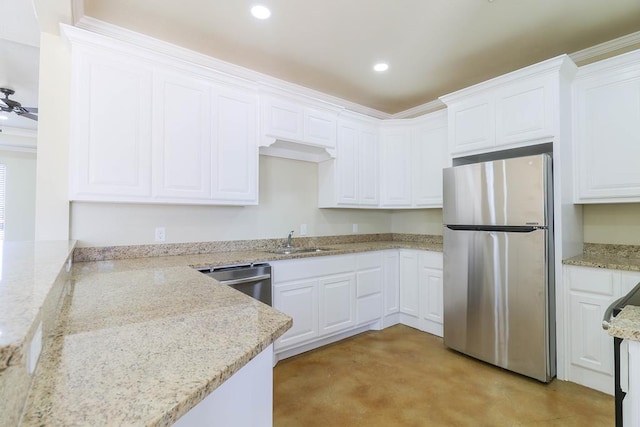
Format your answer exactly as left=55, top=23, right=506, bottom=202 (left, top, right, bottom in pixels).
left=0, top=0, right=40, bottom=131
left=82, top=0, right=640, bottom=114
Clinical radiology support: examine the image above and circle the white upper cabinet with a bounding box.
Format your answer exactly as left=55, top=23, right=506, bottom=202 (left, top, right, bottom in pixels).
left=440, top=55, right=576, bottom=157
left=411, top=110, right=448, bottom=208
left=210, top=85, right=259, bottom=204
left=66, top=27, right=258, bottom=205
left=153, top=70, right=212, bottom=200
left=260, top=93, right=339, bottom=152
left=380, top=123, right=413, bottom=207
left=573, top=50, right=640, bottom=203
left=318, top=114, right=379, bottom=207
left=69, top=46, right=153, bottom=200
left=379, top=110, right=448, bottom=209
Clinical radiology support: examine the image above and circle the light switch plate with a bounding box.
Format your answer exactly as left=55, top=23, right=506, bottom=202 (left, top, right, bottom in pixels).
left=352, top=223, right=358, bottom=233
left=155, top=227, right=166, bottom=242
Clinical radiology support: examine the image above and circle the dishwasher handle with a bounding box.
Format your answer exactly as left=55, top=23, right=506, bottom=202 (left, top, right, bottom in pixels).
left=217, top=273, right=271, bottom=286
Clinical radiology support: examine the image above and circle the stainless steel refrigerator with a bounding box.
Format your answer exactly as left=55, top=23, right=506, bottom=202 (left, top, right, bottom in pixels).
left=442, top=154, right=555, bottom=383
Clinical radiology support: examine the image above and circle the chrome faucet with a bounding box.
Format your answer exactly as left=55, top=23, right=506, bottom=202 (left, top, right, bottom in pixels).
left=286, top=230, right=294, bottom=248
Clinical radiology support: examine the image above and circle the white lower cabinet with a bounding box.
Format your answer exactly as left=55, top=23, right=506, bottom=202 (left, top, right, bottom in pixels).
left=565, top=265, right=640, bottom=394
left=318, top=273, right=356, bottom=335
left=272, top=249, right=443, bottom=361
left=399, top=249, right=444, bottom=336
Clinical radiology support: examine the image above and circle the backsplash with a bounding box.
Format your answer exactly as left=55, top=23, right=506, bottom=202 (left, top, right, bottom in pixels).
left=583, top=243, right=640, bottom=258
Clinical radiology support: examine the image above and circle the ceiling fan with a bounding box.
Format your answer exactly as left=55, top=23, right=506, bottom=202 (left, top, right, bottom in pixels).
left=0, top=88, right=38, bottom=121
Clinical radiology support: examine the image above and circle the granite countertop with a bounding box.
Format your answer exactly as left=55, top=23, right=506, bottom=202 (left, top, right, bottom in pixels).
left=20, top=262, right=292, bottom=426
left=17, top=235, right=441, bottom=426
left=563, top=243, right=640, bottom=272
left=607, top=306, right=640, bottom=342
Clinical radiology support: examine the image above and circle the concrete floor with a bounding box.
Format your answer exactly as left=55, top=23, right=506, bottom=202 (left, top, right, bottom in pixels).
left=274, top=325, right=613, bottom=426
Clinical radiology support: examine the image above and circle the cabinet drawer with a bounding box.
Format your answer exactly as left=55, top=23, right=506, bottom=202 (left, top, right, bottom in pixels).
left=272, top=254, right=355, bottom=282
left=568, top=266, right=615, bottom=296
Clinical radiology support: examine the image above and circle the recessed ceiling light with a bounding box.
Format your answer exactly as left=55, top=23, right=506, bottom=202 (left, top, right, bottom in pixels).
left=373, top=63, right=389, bottom=72
left=0, top=115, right=8, bottom=121
left=251, top=5, right=271, bottom=20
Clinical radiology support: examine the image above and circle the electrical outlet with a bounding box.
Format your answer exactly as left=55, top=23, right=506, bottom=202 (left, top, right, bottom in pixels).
left=352, top=223, right=359, bottom=233
left=300, top=224, right=308, bottom=236
left=155, top=227, right=166, bottom=242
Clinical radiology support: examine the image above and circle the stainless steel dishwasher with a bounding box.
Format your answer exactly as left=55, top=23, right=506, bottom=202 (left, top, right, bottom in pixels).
left=197, top=263, right=272, bottom=306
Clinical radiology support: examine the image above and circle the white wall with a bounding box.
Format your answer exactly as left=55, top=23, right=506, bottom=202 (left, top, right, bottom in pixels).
left=34, top=32, right=71, bottom=241
left=0, top=149, right=37, bottom=241
left=391, top=209, right=443, bottom=235
left=584, top=204, right=640, bottom=245
left=71, top=156, right=393, bottom=247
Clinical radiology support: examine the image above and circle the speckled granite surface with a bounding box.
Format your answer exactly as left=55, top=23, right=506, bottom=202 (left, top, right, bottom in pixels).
left=608, top=306, right=640, bottom=342
left=73, top=233, right=442, bottom=262
left=0, top=241, right=76, bottom=427
left=563, top=243, right=640, bottom=272
left=12, top=235, right=441, bottom=426
left=20, top=264, right=292, bottom=426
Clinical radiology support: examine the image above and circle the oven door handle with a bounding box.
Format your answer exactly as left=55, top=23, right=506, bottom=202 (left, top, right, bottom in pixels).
left=603, top=296, right=626, bottom=330
left=217, top=274, right=271, bottom=286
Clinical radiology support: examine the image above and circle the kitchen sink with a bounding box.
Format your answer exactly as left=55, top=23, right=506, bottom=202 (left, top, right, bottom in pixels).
left=266, top=247, right=331, bottom=255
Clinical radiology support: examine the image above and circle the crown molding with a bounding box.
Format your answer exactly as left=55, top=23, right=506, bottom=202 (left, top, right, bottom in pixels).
left=73, top=16, right=393, bottom=120
left=569, top=30, right=640, bottom=65
left=391, top=99, right=446, bottom=119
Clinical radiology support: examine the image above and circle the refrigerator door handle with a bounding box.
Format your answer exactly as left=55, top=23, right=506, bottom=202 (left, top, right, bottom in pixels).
left=444, top=225, right=542, bottom=233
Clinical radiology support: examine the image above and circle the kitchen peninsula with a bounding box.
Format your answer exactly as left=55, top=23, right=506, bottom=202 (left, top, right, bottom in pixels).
left=8, top=233, right=440, bottom=426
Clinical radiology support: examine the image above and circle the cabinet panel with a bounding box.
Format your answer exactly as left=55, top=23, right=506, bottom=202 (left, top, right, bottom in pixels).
left=383, top=250, right=400, bottom=316
left=318, top=273, right=356, bottom=336
left=303, top=107, right=337, bottom=148
left=359, top=127, right=379, bottom=205
left=496, top=75, right=551, bottom=145
left=575, top=72, right=640, bottom=201
left=357, top=294, right=382, bottom=325
left=412, top=115, right=448, bottom=207
left=274, top=279, right=319, bottom=349
left=262, top=97, right=303, bottom=141
left=336, top=122, right=358, bottom=204
left=153, top=72, right=211, bottom=199
left=420, top=267, right=443, bottom=325
left=399, top=250, right=419, bottom=317
left=568, top=266, right=615, bottom=296
left=621, top=271, right=640, bottom=295
left=71, top=50, right=152, bottom=198
left=380, top=129, right=412, bottom=207
left=569, top=292, right=615, bottom=376
left=449, top=95, right=494, bottom=154
left=211, top=86, right=258, bottom=203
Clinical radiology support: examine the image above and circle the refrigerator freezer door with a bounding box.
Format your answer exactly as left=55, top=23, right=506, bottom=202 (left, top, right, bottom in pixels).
left=443, top=154, right=549, bottom=227
left=443, top=226, right=552, bottom=382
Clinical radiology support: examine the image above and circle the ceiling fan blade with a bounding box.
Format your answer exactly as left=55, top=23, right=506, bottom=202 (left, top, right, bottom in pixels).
left=24, top=107, right=38, bottom=113
left=16, top=112, right=38, bottom=121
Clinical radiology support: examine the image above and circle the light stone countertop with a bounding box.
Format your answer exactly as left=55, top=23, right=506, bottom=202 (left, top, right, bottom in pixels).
left=607, top=305, right=640, bottom=342
left=20, top=262, right=292, bottom=426
left=18, top=238, right=442, bottom=426
left=562, top=243, right=640, bottom=272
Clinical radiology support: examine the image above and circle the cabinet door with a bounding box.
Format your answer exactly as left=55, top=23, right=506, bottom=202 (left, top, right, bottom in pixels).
left=448, top=94, right=494, bottom=155
left=262, top=96, right=303, bottom=142
left=336, top=120, right=359, bottom=205
left=419, top=266, right=444, bottom=334
left=355, top=252, right=383, bottom=325
left=412, top=114, right=448, bottom=207
left=318, top=273, right=356, bottom=336
left=273, top=279, right=319, bottom=349
left=303, top=107, right=337, bottom=148
left=70, top=49, right=152, bottom=199
left=211, top=86, right=258, bottom=204
left=495, top=75, right=553, bottom=146
left=569, top=292, right=615, bottom=376
left=380, top=128, right=412, bottom=207
left=152, top=71, right=211, bottom=200
left=574, top=69, right=640, bottom=202
left=399, top=250, right=419, bottom=317
left=359, top=125, right=379, bottom=206
left=383, top=250, right=400, bottom=316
